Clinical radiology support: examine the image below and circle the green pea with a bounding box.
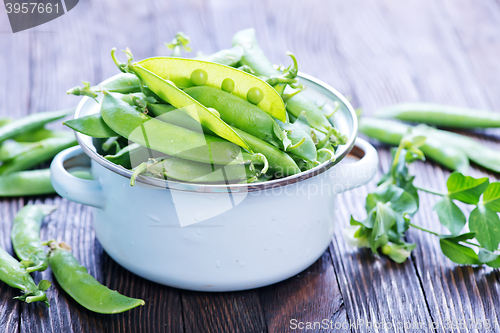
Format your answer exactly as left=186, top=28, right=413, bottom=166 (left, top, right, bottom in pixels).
left=190, top=69, right=208, bottom=86
left=247, top=87, right=264, bottom=105
left=221, top=78, right=235, bottom=93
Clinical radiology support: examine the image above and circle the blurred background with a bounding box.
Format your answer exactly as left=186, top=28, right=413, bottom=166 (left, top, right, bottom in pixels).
left=2, top=0, right=499, bottom=121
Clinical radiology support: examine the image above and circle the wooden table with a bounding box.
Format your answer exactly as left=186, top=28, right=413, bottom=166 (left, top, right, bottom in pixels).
left=1, top=0, right=500, bottom=331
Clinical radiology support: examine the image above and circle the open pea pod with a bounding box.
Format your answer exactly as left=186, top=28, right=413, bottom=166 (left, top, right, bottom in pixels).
left=136, top=57, right=287, bottom=122
left=130, top=64, right=252, bottom=152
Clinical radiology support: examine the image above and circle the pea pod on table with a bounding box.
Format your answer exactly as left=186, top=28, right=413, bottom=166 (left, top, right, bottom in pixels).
left=375, top=102, right=500, bottom=128
left=13, top=127, right=67, bottom=142
left=0, top=109, right=73, bottom=144
left=415, top=124, right=500, bottom=173
left=0, top=134, right=77, bottom=175
left=0, top=247, right=50, bottom=305
left=12, top=204, right=57, bottom=273
left=359, top=118, right=470, bottom=173
left=0, top=130, right=74, bottom=162
left=48, top=241, right=144, bottom=314
left=0, top=169, right=91, bottom=197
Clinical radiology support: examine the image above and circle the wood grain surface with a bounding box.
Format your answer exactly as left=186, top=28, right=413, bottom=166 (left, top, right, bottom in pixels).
left=1, top=0, right=500, bottom=332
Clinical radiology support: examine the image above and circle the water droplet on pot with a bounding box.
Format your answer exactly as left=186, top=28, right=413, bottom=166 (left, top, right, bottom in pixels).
left=216, top=260, right=221, bottom=268
left=196, top=228, right=202, bottom=235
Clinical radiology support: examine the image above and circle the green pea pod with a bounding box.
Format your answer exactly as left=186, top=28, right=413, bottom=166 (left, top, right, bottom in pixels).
left=64, top=92, right=155, bottom=138
left=232, top=127, right=300, bottom=176
left=359, top=118, right=469, bottom=173
left=0, top=141, right=37, bottom=162
left=13, top=128, right=72, bottom=143
left=184, top=86, right=282, bottom=147
left=101, top=92, right=246, bottom=165
left=134, top=156, right=259, bottom=183
left=136, top=57, right=287, bottom=122
left=0, top=131, right=72, bottom=161
left=0, top=247, right=50, bottom=305
left=195, top=45, right=244, bottom=66
left=0, top=169, right=89, bottom=197
left=129, top=64, right=252, bottom=152
left=375, top=103, right=500, bottom=128
left=67, top=73, right=141, bottom=98
left=12, top=205, right=57, bottom=273
left=232, top=28, right=332, bottom=133
left=148, top=103, right=212, bottom=134
left=105, top=143, right=143, bottom=169
left=0, top=109, right=73, bottom=144
left=415, top=124, right=500, bottom=173
left=0, top=118, right=12, bottom=127
left=276, top=120, right=317, bottom=162
left=48, top=242, right=144, bottom=314
left=0, top=134, right=77, bottom=175
left=145, top=101, right=298, bottom=175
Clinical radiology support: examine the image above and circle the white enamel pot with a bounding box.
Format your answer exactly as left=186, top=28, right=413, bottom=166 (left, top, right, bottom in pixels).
left=51, top=72, right=378, bottom=292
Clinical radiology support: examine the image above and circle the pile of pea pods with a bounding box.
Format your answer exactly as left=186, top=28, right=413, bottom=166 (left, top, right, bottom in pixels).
left=0, top=110, right=93, bottom=196
left=66, top=29, right=347, bottom=185
left=0, top=204, right=144, bottom=311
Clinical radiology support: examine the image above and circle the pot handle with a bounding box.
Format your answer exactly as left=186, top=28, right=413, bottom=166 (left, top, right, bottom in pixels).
left=50, top=146, right=104, bottom=209
left=334, top=137, right=378, bottom=194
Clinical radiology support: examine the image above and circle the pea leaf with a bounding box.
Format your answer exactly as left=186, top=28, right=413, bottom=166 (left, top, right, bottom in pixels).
left=468, top=205, right=500, bottom=252
left=477, top=249, right=500, bottom=268
left=439, top=237, right=480, bottom=265
left=483, top=182, right=500, bottom=212
left=478, top=248, right=498, bottom=263
left=370, top=202, right=398, bottom=253
left=37, top=279, right=52, bottom=292
left=366, top=183, right=418, bottom=216
left=486, top=258, right=500, bottom=268
left=440, top=232, right=476, bottom=243
left=433, top=196, right=466, bottom=235
left=381, top=148, right=419, bottom=206
left=381, top=242, right=416, bottom=264
left=446, top=172, right=489, bottom=205
left=343, top=223, right=370, bottom=248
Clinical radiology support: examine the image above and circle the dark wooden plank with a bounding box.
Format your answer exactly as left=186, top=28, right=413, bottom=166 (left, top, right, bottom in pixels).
left=182, top=291, right=266, bottom=333
left=259, top=252, right=347, bottom=333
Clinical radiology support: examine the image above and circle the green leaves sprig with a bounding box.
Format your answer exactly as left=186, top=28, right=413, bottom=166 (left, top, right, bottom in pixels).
left=346, top=132, right=425, bottom=263
left=346, top=132, right=500, bottom=267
